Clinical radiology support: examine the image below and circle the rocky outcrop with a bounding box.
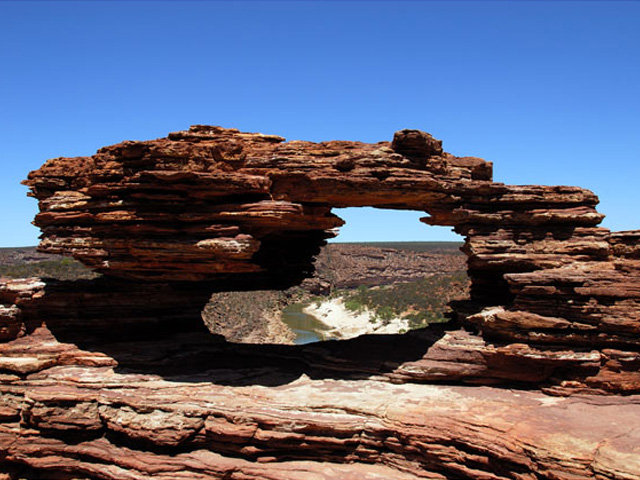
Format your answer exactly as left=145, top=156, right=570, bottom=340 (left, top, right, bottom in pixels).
left=2, top=126, right=638, bottom=478
left=23, top=126, right=606, bottom=303
left=202, top=290, right=295, bottom=344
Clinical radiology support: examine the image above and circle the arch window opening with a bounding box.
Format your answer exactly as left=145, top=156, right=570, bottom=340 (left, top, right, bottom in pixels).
left=202, top=207, right=471, bottom=345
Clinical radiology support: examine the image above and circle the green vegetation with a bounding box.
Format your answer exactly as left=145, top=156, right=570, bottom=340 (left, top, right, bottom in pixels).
left=331, top=241, right=463, bottom=254
left=0, top=257, right=98, bottom=281
left=337, top=270, right=468, bottom=329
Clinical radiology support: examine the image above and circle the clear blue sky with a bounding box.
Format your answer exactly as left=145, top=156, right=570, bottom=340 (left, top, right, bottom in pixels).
left=1, top=1, right=638, bottom=246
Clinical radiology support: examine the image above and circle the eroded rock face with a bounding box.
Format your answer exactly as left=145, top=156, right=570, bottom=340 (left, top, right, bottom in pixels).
left=2, top=126, right=639, bottom=479
left=22, top=125, right=606, bottom=304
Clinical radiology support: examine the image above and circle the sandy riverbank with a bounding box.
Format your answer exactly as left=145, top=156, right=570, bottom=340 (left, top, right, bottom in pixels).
left=303, top=297, right=410, bottom=340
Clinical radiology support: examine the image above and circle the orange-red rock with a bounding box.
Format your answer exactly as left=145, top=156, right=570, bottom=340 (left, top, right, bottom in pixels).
left=2, top=126, right=638, bottom=479
left=23, top=126, right=607, bottom=303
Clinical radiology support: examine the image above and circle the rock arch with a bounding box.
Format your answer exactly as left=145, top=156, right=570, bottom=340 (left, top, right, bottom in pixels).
left=23, top=126, right=608, bottom=305
left=13, top=124, right=639, bottom=386
left=1, top=126, right=639, bottom=480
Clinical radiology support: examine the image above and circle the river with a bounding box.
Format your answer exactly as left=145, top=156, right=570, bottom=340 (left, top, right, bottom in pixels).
left=280, top=303, right=330, bottom=345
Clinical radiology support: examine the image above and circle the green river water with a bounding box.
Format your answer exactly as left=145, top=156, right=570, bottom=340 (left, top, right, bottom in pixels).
left=280, top=303, right=330, bottom=345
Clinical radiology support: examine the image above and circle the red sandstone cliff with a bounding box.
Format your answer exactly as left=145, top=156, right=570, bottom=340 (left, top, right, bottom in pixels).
left=1, top=127, right=638, bottom=479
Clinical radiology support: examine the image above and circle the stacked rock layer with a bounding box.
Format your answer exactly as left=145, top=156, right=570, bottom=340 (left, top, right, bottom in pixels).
left=1, top=126, right=639, bottom=479
left=22, top=127, right=611, bottom=299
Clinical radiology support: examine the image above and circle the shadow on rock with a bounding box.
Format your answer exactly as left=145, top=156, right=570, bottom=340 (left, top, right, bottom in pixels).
left=65, top=325, right=445, bottom=387
left=13, top=277, right=445, bottom=387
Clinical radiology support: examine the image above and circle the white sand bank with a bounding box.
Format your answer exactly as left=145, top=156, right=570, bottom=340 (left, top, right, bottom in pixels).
left=303, top=297, right=410, bottom=340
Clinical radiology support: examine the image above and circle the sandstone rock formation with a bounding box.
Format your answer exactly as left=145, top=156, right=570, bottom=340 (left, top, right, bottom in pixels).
left=22, top=127, right=608, bottom=301
left=1, top=126, right=639, bottom=478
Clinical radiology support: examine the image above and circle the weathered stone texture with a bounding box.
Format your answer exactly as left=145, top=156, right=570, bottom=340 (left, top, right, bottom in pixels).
left=23, top=126, right=607, bottom=304
left=1, top=126, right=638, bottom=479
left=1, top=326, right=640, bottom=480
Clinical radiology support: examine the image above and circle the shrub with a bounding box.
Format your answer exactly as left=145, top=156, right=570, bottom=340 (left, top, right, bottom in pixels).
left=338, top=270, right=468, bottom=331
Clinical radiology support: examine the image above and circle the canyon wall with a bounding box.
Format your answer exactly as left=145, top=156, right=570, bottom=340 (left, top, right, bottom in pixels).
left=1, top=126, right=639, bottom=479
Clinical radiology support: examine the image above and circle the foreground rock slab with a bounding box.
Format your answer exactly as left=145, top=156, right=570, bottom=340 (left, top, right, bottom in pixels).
left=2, top=337, right=639, bottom=479
left=1, top=327, right=639, bottom=479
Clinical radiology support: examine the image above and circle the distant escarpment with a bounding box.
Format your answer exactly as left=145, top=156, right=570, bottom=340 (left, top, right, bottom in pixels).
left=1, top=126, right=639, bottom=479
left=311, top=242, right=465, bottom=290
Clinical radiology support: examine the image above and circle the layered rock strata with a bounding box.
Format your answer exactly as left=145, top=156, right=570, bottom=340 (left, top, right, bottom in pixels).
left=23, top=126, right=607, bottom=303
left=1, top=325, right=639, bottom=480
left=1, top=126, right=638, bottom=479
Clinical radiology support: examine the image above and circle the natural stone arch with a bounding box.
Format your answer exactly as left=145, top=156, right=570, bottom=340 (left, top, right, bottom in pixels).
left=2, top=125, right=639, bottom=480
left=24, top=126, right=607, bottom=309
left=13, top=125, right=639, bottom=390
